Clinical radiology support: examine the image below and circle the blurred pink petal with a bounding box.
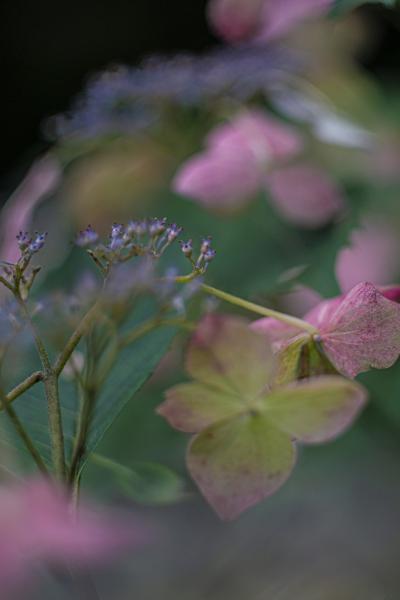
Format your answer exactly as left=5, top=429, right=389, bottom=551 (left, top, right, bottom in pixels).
left=173, top=110, right=302, bottom=210
left=267, top=164, right=345, bottom=229
left=207, top=111, right=302, bottom=164
left=207, top=0, right=332, bottom=44
left=279, top=284, right=322, bottom=317
left=0, top=156, right=61, bottom=263
left=173, top=149, right=261, bottom=210
left=0, top=478, right=145, bottom=596
left=335, top=220, right=400, bottom=293
left=207, top=0, right=265, bottom=43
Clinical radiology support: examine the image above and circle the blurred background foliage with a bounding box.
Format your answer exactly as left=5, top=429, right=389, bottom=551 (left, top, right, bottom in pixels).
left=2, top=1, right=400, bottom=598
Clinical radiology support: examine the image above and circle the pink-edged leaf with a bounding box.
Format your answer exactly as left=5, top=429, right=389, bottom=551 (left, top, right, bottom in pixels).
left=158, top=383, right=245, bottom=433
left=187, top=413, right=296, bottom=520
left=317, top=282, right=400, bottom=377
left=267, top=164, right=344, bottom=229
left=263, top=375, right=367, bottom=444
left=186, top=314, right=275, bottom=398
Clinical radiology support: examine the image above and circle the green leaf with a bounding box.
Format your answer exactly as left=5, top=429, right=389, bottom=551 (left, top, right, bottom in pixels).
left=186, top=314, right=275, bottom=398
left=188, top=413, right=296, bottom=521
left=159, top=382, right=246, bottom=433
left=263, top=376, right=367, bottom=444
left=92, top=454, right=186, bottom=505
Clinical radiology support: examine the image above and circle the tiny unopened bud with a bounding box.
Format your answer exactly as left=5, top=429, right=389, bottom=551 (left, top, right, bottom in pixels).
left=200, top=236, right=212, bottom=255
left=149, top=217, right=167, bottom=237
left=126, top=220, right=147, bottom=237
left=16, top=231, right=31, bottom=252
left=204, top=248, right=216, bottom=263
left=180, top=239, right=193, bottom=258
left=109, top=223, right=124, bottom=250
left=76, top=225, right=99, bottom=248
left=28, top=232, right=47, bottom=254
left=166, top=224, right=182, bottom=243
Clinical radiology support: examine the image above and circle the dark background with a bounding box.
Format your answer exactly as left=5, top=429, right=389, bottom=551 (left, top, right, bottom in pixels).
left=0, top=1, right=398, bottom=191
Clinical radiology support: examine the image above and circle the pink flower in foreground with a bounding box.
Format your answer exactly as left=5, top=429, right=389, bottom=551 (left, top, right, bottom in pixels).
left=174, top=111, right=344, bottom=227
left=335, top=220, right=400, bottom=293
left=207, top=0, right=332, bottom=44
left=0, top=479, right=144, bottom=597
left=252, top=282, right=400, bottom=378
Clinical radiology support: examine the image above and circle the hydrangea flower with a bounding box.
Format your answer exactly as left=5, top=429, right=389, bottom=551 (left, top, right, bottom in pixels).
left=252, top=282, right=400, bottom=378
left=174, top=110, right=344, bottom=227
left=158, top=315, right=366, bottom=519
left=207, top=0, right=332, bottom=44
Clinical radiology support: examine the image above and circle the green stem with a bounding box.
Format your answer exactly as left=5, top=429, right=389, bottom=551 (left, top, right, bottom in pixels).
left=200, top=284, right=318, bottom=335
left=3, top=370, right=43, bottom=405
left=18, top=297, right=66, bottom=479
left=54, top=303, right=100, bottom=377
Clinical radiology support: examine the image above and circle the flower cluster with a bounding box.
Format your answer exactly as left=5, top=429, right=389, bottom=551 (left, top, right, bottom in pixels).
left=76, top=219, right=215, bottom=279
left=0, top=231, right=47, bottom=298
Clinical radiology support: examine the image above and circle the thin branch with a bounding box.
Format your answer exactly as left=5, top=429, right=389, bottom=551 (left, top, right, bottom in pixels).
left=4, top=371, right=43, bottom=405
left=54, top=303, right=100, bottom=377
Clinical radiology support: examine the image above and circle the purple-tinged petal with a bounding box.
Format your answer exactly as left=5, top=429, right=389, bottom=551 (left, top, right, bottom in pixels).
left=187, top=413, right=296, bottom=520
left=267, top=164, right=344, bottom=229
left=158, top=382, right=245, bottom=433
left=318, top=282, right=400, bottom=378
left=186, top=314, right=276, bottom=397
left=264, top=375, right=367, bottom=444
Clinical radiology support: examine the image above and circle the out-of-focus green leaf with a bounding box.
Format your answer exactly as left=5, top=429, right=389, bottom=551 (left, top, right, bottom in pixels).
left=92, top=454, right=186, bottom=505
